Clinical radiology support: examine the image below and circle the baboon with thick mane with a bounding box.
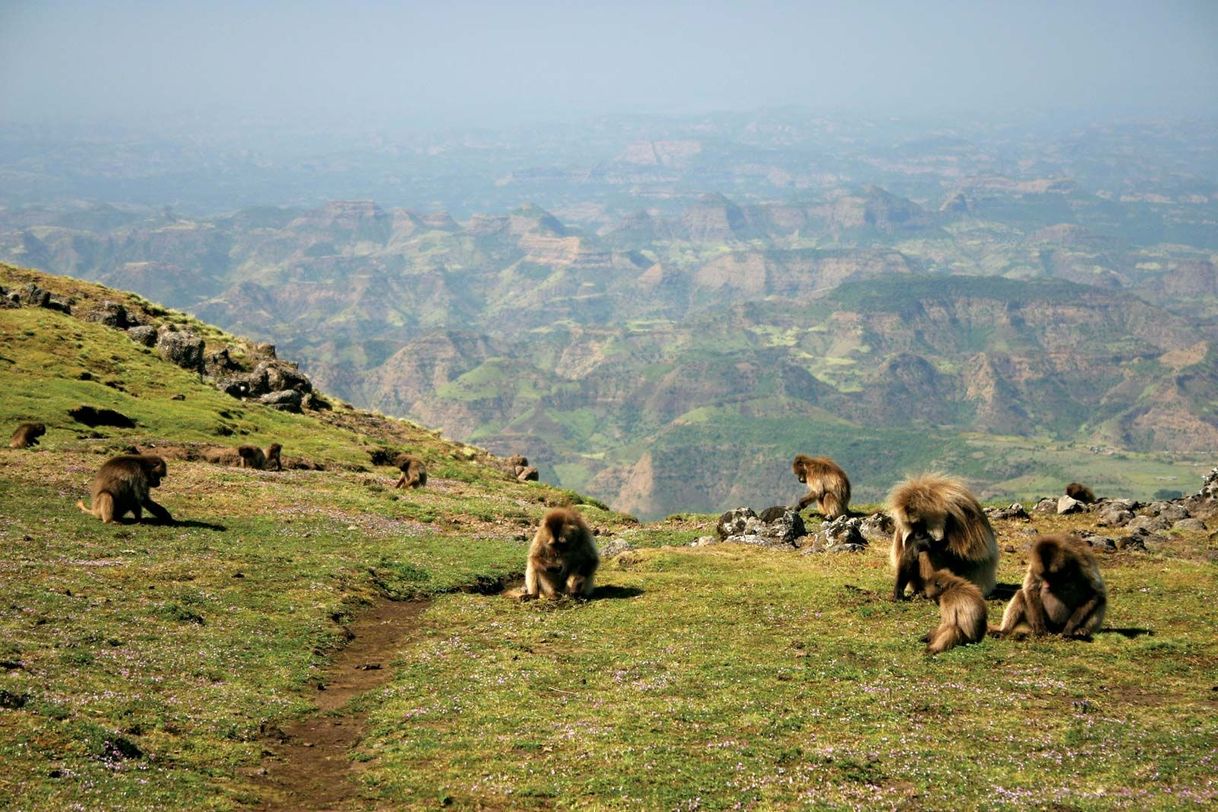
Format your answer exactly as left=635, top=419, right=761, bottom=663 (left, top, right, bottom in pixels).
left=394, top=454, right=427, bottom=489
left=521, top=508, right=599, bottom=600
left=9, top=422, right=46, bottom=449
left=1065, top=482, right=1096, bottom=504
left=237, top=445, right=266, bottom=469
left=994, top=534, right=1107, bottom=639
left=791, top=455, right=851, bottom=519
left=264, top=443, right=283, bottom=471
left=77, top=454, right=174, bottom=524
left=888, top=473, right=999, bottom=598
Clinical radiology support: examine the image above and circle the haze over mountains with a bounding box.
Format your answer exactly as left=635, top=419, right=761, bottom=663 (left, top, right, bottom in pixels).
left=2, top=112, right=1215, bottom=516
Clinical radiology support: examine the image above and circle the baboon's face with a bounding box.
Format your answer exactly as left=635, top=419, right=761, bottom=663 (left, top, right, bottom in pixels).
left=901, top=511, right=946, bottom=545
left=794, top=463, right=807, bottom=484
left=143, top=459, right=167, bottom=487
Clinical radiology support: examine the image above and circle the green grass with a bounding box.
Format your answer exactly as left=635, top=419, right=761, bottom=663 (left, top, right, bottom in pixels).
left=354, top=543, right=1218, bottom=809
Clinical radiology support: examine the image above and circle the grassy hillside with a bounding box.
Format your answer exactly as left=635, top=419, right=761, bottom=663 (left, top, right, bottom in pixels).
left=2, top=266, right=1216, bottom=809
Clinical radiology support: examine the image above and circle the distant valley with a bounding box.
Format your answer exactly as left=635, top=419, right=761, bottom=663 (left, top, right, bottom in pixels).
left=2, top=112, right=1215, bottom=516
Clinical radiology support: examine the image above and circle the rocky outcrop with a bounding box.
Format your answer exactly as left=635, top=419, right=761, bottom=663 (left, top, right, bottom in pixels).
left=715, top=507, right=806, bottom=547
left=156, top=329, right=205, bottom=372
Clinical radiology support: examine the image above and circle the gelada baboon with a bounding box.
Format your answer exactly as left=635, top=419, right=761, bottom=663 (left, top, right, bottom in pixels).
left=9, top=422, right=46, bottom=449
left=521, top=508, right=599, bottom=600
left=1065, top=482, right=1096, bottom=504
left=888, top=473, right=999, bottom=599
left=791, top=455, right=851, bottom=519
left=394, top=454, right=427, bottom=489
left=76, top=454, right=174, bottom=524
left=236, top=445, right=265, bottom=469
left=920, top=554, right=988, bottom=655
left=994, top=535, right=1106, bottom=639
left=264, top=443, right=283, bottom=472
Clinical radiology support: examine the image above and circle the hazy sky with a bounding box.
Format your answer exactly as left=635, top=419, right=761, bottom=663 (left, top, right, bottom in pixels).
left=2, top=0, right=1216, bottom=128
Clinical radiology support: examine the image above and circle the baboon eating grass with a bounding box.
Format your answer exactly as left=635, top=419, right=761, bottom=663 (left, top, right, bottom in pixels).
left=394, top=454, right=427, bottom=489
left=9, top=422, right=46, bottom=449
left=790, top=455, right=852, bottom=519
left=921, top=559, right=989, bottom=655
left=888, top=473, right=999, bottom=598
left=520, top=508, right=599, bottom=600
left=994, top=535, right=1107, bottom=639
left=77, top=454, right=174, bottom=524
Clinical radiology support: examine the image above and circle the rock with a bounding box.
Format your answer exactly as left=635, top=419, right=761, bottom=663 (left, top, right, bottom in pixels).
left=301, top=392, right=331, bottom=411
left=516, top=466, right=539, bottom=482
left=807, top=515, right=868, bottom=552
left=1147, top=502, right=1189, bottom=522
left=716, top=507, right=758, bottom=540
left=68, top=405, right=136, bottom=428
left=757, top=505, right=789, bottom=523
left=156, top=329, right=205, bottom=372
left=987, top=503, right=1030, bottom=521
left=1033, top=497, right=1057, bottom=514
left=1173, top=518, right=1207, bottom=532
left=1100, top=497, right=1139, bottom=512
left=1116, top=534, right=1148, bottom=552
left=1126, top=515, right=1171, bottom=534
left=859, top=512, right=894, bottom=539
left=1198, top=467, right=1218, bottom=499
left=254, top=342, right=277, bottom=359
left=692, top=536, right=717, bottom=547
left=19, top=283, right=50, bottom=308
left=1080, top=534, right=1116, bottom=552
left=84, top=300, right=136, bottom=329
left=599, top=538, right=635, bottom=559
left=126, top=325, right=158, bottom=347
left=715, top=506, right=806, bottom=547
left=1057, top=495, right=1086, bottom=515
left=1096, top=506, right=1135, bottom=527
left=204, top=347, right=242, bottom=378
left=258, top=390, right=303, bottom=412
left=260, top=361, right=313, bottom=394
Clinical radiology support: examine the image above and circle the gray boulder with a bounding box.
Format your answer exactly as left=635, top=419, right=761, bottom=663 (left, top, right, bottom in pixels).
left=258, top=390, right=303, bottom=412
left=805, top=515, right=868, bottom=552
left=1057, top=495, right=1086, bottom=515
left=156, top=329, right=205, bottom=372
left=1096, top=505, right=1135, bottom=528
left=715, top=506, right=806, bottom=547
left=126, top=325, right=158, bottom=347
left=1126, top=515, right=1171, bottom=534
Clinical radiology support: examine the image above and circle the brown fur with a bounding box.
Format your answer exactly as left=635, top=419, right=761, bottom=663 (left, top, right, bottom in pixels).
left=264, top=443, right=283, bottom=471
left=995, top=535, right=1107, bottom=639
left=394, top=454, right=428, bottom=489
left=9, top=422, right=46, bottom=449
left=791, top=454, right=852, bottom=519
left=237, top=445, right=266, bottom=469
left=76, top=454, right=173, bottom=524
left=888, top=473, right=999, bottom=598
left=922, top=559, right=988, bottom=655
left=1065, top=482, right=1096, bottom=504
left=521, top=508, right=599, bottom=600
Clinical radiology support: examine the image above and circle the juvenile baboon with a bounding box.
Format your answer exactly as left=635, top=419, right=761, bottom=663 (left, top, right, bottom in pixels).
left=394, top=454, right=427, bottom=489
left=264, top=443, right=283, bottom=472
left=76, top=454, right=173, bottom=524
left=994, top=535, right=1107, bottom=639
left=791, top=455, right=852, bottom=519
left=892, top=535, right=934, bottom=602
left=9, top=422, right=45, bottom=449
left=236, top=445, right=266, bottom=469
left=1065, top=482, right=1096, bottom=504
left=521, top=508, right=599, bottom=600
left=922, top=559, right=988, bottom=655
left=888, top=473, right=999, bottom=598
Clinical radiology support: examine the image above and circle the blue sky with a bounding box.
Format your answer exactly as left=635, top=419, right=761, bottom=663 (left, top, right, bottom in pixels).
left=2, top=0, right=1215, bottom=127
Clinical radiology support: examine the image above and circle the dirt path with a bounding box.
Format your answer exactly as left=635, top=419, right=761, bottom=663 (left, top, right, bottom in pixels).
left=255, top=599, right=428, bottom=811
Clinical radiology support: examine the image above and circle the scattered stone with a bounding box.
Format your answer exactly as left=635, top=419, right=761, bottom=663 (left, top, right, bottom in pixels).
left=691, top=536, right=717, bottom=547
left=1146, top=502, right=1189, bottom=522
left=1057, top=495, right=1086, bottom=515
left=156, top=329, right=205, bottom=372
left=99, top=736, right=143, bottom=762
left=1096, top=505, right=1135, bottom=527
left=715, top=506, right=806, bottom=547
left=170, top=393, right=186, bottom=401
left=1198, top=467, right=1218, bottom=500
left=203, top=347, right=242, bottom=378
left=1125, top=515, right=1171, bottom=534
left=859, top=511, right=895, bottom=539
left=1116, top=535, right=1148, bottom=552
left=806, top=515, right=868, bottom=552
left=1080, top=534, right=1116, bottom=552
left=517, top=466, right=539, bottom=482
left=126, top=325, right=158, bottom=346
left=83, top=301, right=136, bottom=329
left=1032, top=497, right=1057, bottom=514
left=988, top=503, right=1030, bottom=521
left=68, top=405, right=136, bottom=428
left=0, top=689, right=29, bottom=709
left=258, top=390, right=303, bottom=412
left=1173, top=518, right=1207, bottom=532
left=599, top=538, right=636, bottom=559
